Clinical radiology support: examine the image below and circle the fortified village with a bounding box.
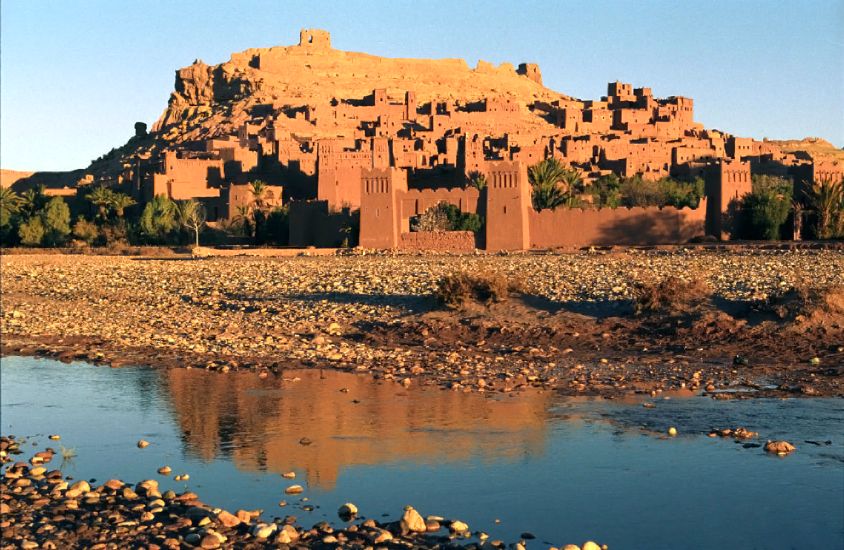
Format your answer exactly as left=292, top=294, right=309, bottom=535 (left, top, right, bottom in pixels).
left=9, top=29, right=844, bottom=250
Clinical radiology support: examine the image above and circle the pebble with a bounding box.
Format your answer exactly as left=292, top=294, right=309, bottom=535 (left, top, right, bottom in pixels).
left=338, top=502, right=358, bottom=518
left=285, top=484, right=304, bottom=494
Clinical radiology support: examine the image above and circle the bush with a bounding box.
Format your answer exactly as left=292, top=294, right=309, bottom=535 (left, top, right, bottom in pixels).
left=100, top=222, right=129, bottom=246
left=434, top=271, right=520, bottom=307
left=72, top=217, right=100, bottom=245
left=411, top=203, right=484, bottom=233
left=633, top=276, right=710, bottom=315
left=18, top=217, right=45, bottom=246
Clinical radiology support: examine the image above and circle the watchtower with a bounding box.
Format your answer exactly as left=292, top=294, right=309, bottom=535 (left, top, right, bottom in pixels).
left=485, top=161, right=531, bottom=250
left=299, top=29, right=331, bottom=50
left=359, top=168, right=407, bottom=249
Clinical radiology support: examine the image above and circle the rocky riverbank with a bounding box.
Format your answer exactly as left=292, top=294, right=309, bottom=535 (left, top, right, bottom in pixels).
left=1, top=248, right=843, bottom=397
left=0, top=436, right=605, bottom=550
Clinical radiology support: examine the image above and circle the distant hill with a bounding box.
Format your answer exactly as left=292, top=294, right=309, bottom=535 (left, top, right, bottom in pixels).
left=766, top=138, right=844, bottom=161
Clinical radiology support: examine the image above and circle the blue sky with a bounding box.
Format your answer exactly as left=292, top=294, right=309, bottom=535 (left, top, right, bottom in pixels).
left=1, top=0, right=842, bottom=171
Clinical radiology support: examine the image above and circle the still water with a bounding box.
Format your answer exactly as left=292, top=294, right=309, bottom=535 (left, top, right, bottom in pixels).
left=1, top=356, right=842, bottom=549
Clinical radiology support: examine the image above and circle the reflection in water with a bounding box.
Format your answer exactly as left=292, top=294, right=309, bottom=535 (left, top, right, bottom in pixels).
left=162, top=369, right=552, bottom=489
left=4, top=357, right=843, bottom=549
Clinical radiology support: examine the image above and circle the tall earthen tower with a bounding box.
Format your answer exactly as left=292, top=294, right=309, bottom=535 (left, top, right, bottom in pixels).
left=485, top=161, right=531, bottom=250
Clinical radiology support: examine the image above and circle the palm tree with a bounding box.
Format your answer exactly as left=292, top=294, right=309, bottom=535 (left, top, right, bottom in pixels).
left=466, top=171, right=487, bottom=190
left=804, top=177, right=843, bottom=239
left=233, top=205, right=254, bottom=238
left=559, top=168, right=585, bottom=208
left=109, top=192, right=136, bottom=218
left=20, top=185, right=46, bottom=217
left=177, top=199, right=206, bottom=247
left=0, top=187, right=23, bottom=223
left=87, top=186, right=114, bottom=222
left=529, top=158, right=569, bottom=211
left=248, top=180, right=268, bottom=210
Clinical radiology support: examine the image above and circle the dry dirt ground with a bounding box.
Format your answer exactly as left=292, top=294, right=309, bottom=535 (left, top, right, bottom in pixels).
left=1, top=248, right=843, bottom=398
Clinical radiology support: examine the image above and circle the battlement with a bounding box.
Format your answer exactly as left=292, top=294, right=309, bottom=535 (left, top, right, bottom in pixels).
left=299, top=29, right=331, bottom=50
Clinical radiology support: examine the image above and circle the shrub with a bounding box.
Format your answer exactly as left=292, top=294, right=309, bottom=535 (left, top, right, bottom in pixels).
left=434, top=271, right=520, bottom=307
left=72, top=217, right=99, bottom=245
left=411, top=203, right=484, bottom=233
left=633, top=276, right=710, bottom=315
left=100, top=222, right=129, bottom=246
left=18, top=217, right=45, bottom=246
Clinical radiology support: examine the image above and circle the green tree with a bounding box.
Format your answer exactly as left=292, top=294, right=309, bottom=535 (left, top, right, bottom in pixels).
left=529, top=158, right=569, bottom=211
left=18, top=216, right=45, bottom=246
left=659, top=177, right=705, bottom=208
left=20, top=185, right=47, bottom=218
left=261, top=206, right=289, bottom=245
left=0, top=187, right=23, bottom=242
left=139, top=194, right=178, bottom=243
left=466, top=172, right=487, bottom=190
left=87, top=186, right=114, bottom=222
left=232, top=205, right=254, bottom=238
left=40, top=197, right=71, bottom=246
left=177, top=199, right=206, bottom=247
left=109, top=192, right=136, bottom=218
left=741, top=191, right=790, bottom=240
left=248, top=180, right=269, bottom=210
left=803, top=177, right=843, bottom=239
left=620, top=175, right=662, bottom=207
left=752, top=174, right=792, bottom=197
left=589, top=174, right=622, bottom=208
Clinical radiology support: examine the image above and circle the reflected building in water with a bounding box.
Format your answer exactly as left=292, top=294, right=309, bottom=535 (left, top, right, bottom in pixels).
left=162, top=369, right=552, bottom=489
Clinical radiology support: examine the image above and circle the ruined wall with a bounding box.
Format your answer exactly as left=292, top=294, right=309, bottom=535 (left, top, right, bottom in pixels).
left=398, top=231, right=477, bottom=251
left=528, top=201, right=707, bottom=249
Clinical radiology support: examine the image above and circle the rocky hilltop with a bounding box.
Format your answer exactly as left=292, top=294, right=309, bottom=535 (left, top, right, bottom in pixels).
left=148, top=29, right=560, bottom=146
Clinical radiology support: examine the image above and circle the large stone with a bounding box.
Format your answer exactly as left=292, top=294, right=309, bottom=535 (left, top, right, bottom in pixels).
left=401, top=505, right=427, bottom=533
